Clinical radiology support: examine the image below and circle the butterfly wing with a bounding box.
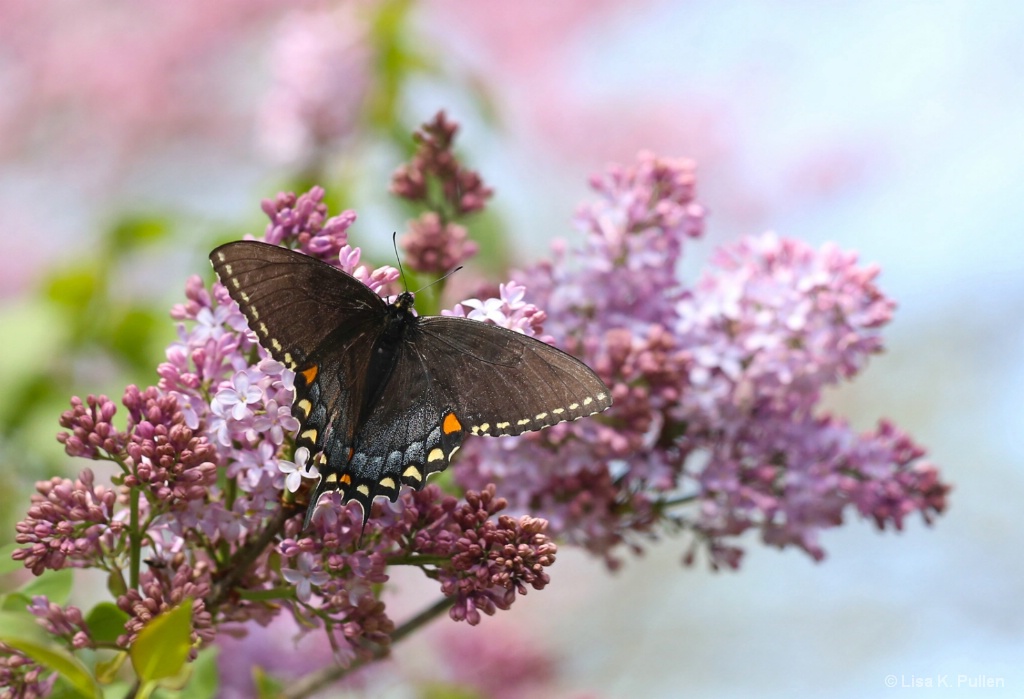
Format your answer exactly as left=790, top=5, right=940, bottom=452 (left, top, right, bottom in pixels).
left=210, top=241, right=386, bottom=371
left=210, top=241, right=389, bottom=514
left=322, top=315, right=613, bottom=516
left=416, top=316, right=613, bottom=436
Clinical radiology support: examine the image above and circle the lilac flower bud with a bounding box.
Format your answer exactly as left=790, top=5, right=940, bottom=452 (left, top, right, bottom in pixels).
left=13, top=468, right=116, bottom=574
left=390, top=111, right=493, bottom=216
left=401, top=213, right=479, bottom=274
left=117, top=563, right=215, bottom=658
left=57, top=394, right=123, bottom=459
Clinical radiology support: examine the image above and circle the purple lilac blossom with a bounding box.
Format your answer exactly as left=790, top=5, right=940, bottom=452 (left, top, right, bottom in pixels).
left=435, top=624, right=559, bottom=699
left=453, top=151, right=949, bottom=569
left=393, top=111, right=492, bottom=275
left=402, top=212, right=479, bottom=274
left=390, top=111, right=494, bottom=217
left=256, top=6, right=372, bottom=165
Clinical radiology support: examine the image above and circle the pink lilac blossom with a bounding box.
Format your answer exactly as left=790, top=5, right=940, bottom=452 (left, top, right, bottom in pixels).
left=402, top=213, right=479, bottom=275
left=256, top=5, right=372, bottom=164
left=435, top=623, right=559, bottom=699
left=27, top=599, right=93, bottom=650
left=12, top=467, right=120, bottom=575
left=393, top=111, right=492, bottom=275
left=116, top=562, right=216, bottom=660
left=390, top=111, right=493, bottom=217
left=453, top=151, right=949, bottom=569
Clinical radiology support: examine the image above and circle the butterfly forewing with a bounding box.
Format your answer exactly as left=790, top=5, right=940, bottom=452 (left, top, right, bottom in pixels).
left=210, top=241, right=612, bottom=528
left=210, top=241, right=385, bottom=371
left=415, top=316, right=613, bottom=437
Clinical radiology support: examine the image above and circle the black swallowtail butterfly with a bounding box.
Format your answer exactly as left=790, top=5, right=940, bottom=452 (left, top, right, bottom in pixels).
left=210, top=241, right=612, bottom=527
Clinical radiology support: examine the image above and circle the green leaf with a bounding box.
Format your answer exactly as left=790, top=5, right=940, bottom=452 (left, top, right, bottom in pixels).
left=253, top=665, right=283, bottom=699
left=0, top=592, right=33, bottom=612
left=22, top=568, right=74, bottom=605
left=109, top=306, right=163, bottom=371
left=45, top=268, right=99, bottom=314
left=94, top=651, right=127, bottom=684
left=85, top=602, right=131, bottom=645
left=107, top=215, right=169, bottom=253
left=0, top=542, right=24, bottom=575
left=129, top=600, right=194, bottom=682
left=0, top=611, right=101, bottom=699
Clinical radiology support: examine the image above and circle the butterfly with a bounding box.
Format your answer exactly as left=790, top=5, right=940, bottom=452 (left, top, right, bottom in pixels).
left=210, top=241, right=612, bottom=527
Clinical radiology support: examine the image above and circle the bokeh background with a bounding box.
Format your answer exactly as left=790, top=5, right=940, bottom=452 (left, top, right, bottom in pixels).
left=1, top=1, right=1020, bottom=697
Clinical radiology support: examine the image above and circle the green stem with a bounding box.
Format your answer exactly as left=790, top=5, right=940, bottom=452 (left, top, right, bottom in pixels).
left=129, top=488, right=140, bottom=591
left=386, top=553, right=448, bottom=566
left=237, top=587, right=296, bottom=602
left=280, top=596, right=456, bottom=699
left=657, top=493, right=699, bottom=509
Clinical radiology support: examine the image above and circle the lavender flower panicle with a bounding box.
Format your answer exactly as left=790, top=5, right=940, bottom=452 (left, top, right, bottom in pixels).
left=402, top=212, right=479, bottom=274
left=13, top=468, right=119, bottom=575
left=116, top=562, right=215, bottom=659
left=393, top=112, right=491, bottom=274
left=397, top=485, right=557, bottom=625
left=56, top=394, right=122, bottom=459
left=28, top=599, right=93, bottom=650
left=390, top=111, right=493, bottom=216
left=436, top=625, right=558, bottom=699
left=452, top=151, right=949, bottom=569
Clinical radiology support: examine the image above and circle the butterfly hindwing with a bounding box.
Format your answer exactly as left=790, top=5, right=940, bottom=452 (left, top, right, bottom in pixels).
left=323, top=338, right=465, bottom=513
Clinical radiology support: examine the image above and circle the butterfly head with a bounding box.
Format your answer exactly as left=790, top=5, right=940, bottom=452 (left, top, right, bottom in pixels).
left=392, top=291, right=416, bottom=312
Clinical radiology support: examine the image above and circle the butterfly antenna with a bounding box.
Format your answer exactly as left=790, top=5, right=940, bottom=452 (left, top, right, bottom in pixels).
left=411, top=265, right=464, bottom=295
left=392, top=232, right=409, bottom=292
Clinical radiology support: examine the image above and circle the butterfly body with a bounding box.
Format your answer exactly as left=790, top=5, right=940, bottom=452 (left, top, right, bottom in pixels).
left=211, top=241, right=612, bottom=526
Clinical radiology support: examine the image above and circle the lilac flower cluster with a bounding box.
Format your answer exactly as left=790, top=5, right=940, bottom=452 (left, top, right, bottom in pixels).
left=435, top=624, right=558, bottom=699
left=0, top=647, right=54, bottom=699
left=453, top=151, right=950, bottom=568
left=13, top=182, right=558, bottom=684
left=13, top=467, right=120, bottom=575
left=397, top=485, right=557, bottom=625
left=28, top=599, right=93, bottom=650
left=272, top=483, right=557, bottom=666
left=392, top=111, right=489, bottom=274
left=117, top=562, right=216, bottom=659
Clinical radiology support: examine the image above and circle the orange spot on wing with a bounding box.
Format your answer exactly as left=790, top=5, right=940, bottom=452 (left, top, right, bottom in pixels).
left=340, top=474, right=352, bottom=486
left=443, top=412, right=462, bottom=434
left=301, top=365, right=319, bottom=384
